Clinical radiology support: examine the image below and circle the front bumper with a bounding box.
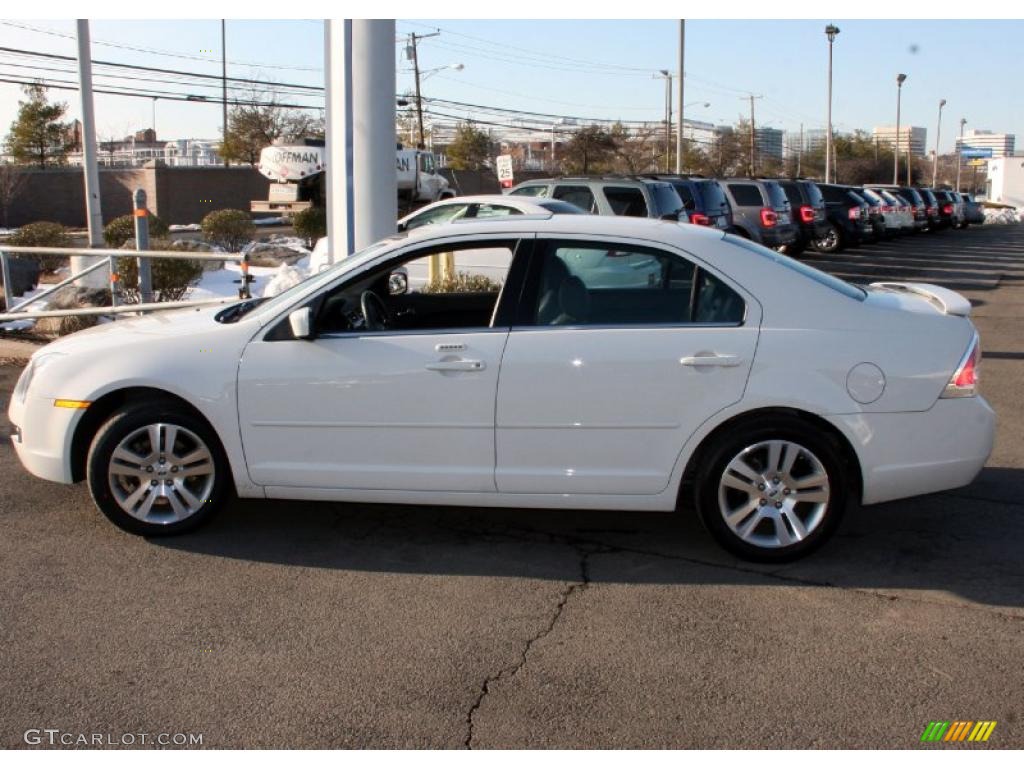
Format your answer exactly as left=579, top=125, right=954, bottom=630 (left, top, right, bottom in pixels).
left=835, top=396, right=996, bottom=505
left=8, top=393, right=81, bottom=484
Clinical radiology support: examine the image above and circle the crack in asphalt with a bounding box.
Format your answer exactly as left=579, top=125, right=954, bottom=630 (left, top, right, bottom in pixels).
left=463, top=544, right=596, bottom=749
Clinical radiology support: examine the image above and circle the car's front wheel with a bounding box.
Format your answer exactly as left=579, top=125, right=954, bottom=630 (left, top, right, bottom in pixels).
left=86, top=400, right=229, bottom=536
left=811, top=223, right=843, bottom=254
left=695, top=417, right=848, bottom=561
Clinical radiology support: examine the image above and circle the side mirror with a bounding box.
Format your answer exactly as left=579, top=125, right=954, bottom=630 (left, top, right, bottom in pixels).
left=388, top=269, right=409, bottom=296
left=288, top=307, right=313, bottom=339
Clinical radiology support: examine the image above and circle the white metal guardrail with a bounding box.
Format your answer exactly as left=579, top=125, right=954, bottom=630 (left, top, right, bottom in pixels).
left=0, top=245, right=253, bottom=323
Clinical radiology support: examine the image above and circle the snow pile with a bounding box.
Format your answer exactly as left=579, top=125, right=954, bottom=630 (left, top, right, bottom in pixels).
left=189, top=259, right=280, bottom=303
left=0, top=283, right=50, bottom=331
left=254, top=216, right=287, bottom=227
left=0, top=227, right=17, bottom=237
left=168, top=223, right=202, bottom=232
left=983, top=207, right=1022, bottom=225
left=262, top=260, right=311, bottom=297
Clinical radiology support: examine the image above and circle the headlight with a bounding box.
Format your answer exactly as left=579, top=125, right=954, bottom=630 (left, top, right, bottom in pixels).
left=13, top=353, right=64, bottom=404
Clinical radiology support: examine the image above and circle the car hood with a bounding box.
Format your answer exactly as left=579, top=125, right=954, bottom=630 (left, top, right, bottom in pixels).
left=41, top=304, right=236, bottom=357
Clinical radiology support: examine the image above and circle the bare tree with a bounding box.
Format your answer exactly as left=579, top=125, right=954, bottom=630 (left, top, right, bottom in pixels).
left=220, top=86, right=322, bottom=166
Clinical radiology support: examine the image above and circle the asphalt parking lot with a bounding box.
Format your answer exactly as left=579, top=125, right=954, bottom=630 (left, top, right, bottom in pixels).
left=1, top=223, right=1022, bottom=749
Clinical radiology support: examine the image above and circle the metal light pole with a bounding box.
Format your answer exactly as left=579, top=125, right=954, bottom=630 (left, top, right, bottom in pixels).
left=221, top=20, right=228, bottom=167
left=676, top=20, right=685, bottom=173
left=655, top=70, right=672, bottom=172
left=893, top=73, right=907, bottom=185
left=824, top=24, right=839, bottom=184
left=931, top=99, right=946, bottom=187
left=955, top=117, right=967, bottom=192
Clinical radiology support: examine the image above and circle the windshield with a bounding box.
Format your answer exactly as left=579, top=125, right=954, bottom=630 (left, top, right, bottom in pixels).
left=723, top=233, right=866, bottom=301
left=246, top=237, right=402, bottom=321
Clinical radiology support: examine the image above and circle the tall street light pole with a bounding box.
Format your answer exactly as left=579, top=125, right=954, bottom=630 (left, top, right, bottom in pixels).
left=221, top=20, right=228, bottom=167
left=655, top=70, right=672, bottom=172
left=676, top=20, right=685, bottom=173
left=407, top=32, right=441, bottom=150
left=893, top=73, right=907, bottom=185
left=931, top=98, right=946, bottom=187
left=955, top=117, right=967, bottom=192
left=824, top=24, right=839, bottom=184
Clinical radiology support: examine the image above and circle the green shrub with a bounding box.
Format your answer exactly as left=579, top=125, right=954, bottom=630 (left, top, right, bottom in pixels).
left=423, top=271, right=501, bottom=294
left=201, top=209, right=255, bottom=252
left=116, top=239, right=204, bottom=304
left=291, top=207, right=326, bottom=248
left=6, top=221, right=70, bottom=272
left=103, top=211, right=168, bottom=247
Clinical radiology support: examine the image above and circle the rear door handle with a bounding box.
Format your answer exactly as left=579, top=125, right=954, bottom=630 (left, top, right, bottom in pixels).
left=426, top=360, right=486, bottom=372
left=680, top=354, right=742, bottom=368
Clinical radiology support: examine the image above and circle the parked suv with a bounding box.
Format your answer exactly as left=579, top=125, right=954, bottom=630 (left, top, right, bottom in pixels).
left=872, top=184, right=928, bottom=232
left=932, top=189, right=959, bottom=229
left=814, top=183, right=873, bottom=253
left=718, top=178, right=797, bottom=249
left=643, top=175, right=733, bottom=231
left=508, top=177, right=687, bottom=221
left=915, top=188, right=942, bottom=230
left=960, top=192, right=985, bottom=225
left=772, top=179, right=828, bottom=256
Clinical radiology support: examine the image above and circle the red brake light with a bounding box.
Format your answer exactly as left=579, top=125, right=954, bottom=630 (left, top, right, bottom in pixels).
left=690, top=212, right=710, bottom=226
left=848, top=206, right=860, bottom=220
left=760, top=208, right=778, bottom=227
left=942, top=335, right=980, bottom=398
left=799, top=204, right=815, bottom=224
left=943, top=203, right=954, bottom=215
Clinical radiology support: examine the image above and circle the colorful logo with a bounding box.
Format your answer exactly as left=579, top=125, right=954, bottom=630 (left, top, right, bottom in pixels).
left=920, top=721, right=996, bottom=743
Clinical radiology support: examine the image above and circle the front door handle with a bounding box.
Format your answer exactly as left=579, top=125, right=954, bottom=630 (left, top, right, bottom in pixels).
left=679, top=354, right=742, bottom=368
left=426, top=360, right=486, bottom=372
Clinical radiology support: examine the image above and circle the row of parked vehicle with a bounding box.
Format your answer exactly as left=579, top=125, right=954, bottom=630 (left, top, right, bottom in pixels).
left=504, top=174, right=986, bottom=257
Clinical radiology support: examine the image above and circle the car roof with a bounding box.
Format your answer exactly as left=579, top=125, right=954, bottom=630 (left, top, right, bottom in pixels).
left=398, top=212, right=726, bottom=248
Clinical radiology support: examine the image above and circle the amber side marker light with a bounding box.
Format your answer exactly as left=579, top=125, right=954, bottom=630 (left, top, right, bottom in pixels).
left=53, top=399, right=91, bottom=409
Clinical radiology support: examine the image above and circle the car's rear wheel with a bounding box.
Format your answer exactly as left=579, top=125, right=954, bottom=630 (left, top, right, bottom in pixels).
left=812, top=223, right=843, bottom=254
left=695, top=417, right=848, bottom=561
left=86, top=400, right=229, bottom=536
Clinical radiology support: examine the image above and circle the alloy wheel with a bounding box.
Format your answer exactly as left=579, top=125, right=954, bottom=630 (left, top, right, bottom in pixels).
left=107, top=423, right=216, bottom=524
left=717, top=440, right=830, bottom=549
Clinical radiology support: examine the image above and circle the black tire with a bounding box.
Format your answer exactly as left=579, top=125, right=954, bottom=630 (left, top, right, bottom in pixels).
left=86, top=399, right=230, bottom=536
left=694, top=415, right=849, bottom=562
left=784, top=241, right=807, bottom=257
left=811, top=223, right=844, bottom=254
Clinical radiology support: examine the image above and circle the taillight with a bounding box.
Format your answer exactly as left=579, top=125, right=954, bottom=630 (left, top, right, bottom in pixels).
left=848, top=206, right=860, bottom=220
left=942, top=334, right=981, bottom=398
left=760, top=208, right=777, bottom=227
left=690, top=212, right=710, bottom=226
left=881, top=204, right=893, bottom=213
left=943, top=203, right=954, bottom=215
left=799, top=204, right=815, bottom=224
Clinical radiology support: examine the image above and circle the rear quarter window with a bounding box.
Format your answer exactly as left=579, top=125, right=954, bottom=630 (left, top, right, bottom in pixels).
left=727, top=183, right=764, bottom=207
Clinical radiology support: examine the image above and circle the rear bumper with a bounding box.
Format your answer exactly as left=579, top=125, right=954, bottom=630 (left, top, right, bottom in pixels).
left=761, top=225, right=797, bottom=247
left=835, top=396, right=995, bottom=505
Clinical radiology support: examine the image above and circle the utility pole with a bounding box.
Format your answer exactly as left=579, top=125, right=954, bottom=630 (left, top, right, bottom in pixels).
left=932, top=98, right=946, bottom=187
left=907, top=144, right=912, bottom=186
left=746, top=94, right=762, bottom=177
left=676, top=20, right=685, bottom=173
left=408, top=31, right=440, bottom=150
left=655, top=70, right=672, bottom=172
left=74, top=19, right=107, bottom=291
left=797, top=123, right=803, bottom=177
left=221, top=20, right=228, bottom=167
left=955, top=117, right=967, bottom=191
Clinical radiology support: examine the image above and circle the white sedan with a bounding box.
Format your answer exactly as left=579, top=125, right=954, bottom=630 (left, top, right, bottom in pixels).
left=8, top=215, right=994, bottom=560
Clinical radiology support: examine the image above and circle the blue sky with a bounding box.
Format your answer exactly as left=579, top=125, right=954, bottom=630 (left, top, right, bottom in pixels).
left=0, top=18, right=1019, bottom=153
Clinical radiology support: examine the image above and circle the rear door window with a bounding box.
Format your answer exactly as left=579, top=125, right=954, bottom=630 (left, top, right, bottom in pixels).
left=727, top=183, right=763, bottom=207
left=602, top=186, right=649, bottom=217
left=553, top=185, right=597, bottom=212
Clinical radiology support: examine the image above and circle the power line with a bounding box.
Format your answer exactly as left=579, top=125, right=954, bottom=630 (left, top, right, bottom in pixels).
left=0, top=20, right=322, bottom=72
